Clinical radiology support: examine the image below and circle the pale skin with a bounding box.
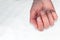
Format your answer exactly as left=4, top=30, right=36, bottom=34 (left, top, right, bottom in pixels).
left=30, top=0, right=58, bottom=31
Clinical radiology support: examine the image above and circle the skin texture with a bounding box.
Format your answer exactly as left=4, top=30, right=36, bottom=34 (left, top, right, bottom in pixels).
left=30, top=0, right=58, bottom=31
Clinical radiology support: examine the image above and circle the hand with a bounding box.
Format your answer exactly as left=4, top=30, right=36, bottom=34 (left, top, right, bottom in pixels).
left=30, top=0, right=58, bottom=31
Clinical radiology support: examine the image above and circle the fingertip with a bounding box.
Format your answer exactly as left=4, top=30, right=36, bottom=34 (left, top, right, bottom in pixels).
left=52, top=12, right=58, bottom=21
left=37, top=17, right=44, bottom=31
left=47, top=12, right=54, bottom=26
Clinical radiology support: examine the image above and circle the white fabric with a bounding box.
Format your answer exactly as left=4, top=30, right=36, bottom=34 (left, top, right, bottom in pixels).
left=0, top=0, right=60, bottom=40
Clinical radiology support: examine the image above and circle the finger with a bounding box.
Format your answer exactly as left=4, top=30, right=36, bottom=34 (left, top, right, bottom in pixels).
left=40, top=11, right=49, bottom=29
left=30, top=10, right=37, bottom=20
left=47, top=12, right=54, bottom=26
left=30, top=10, right=37, bottom=28
left=37, top=16, right=44, bottom=31
left=52, top=12, right=58, bottom=21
